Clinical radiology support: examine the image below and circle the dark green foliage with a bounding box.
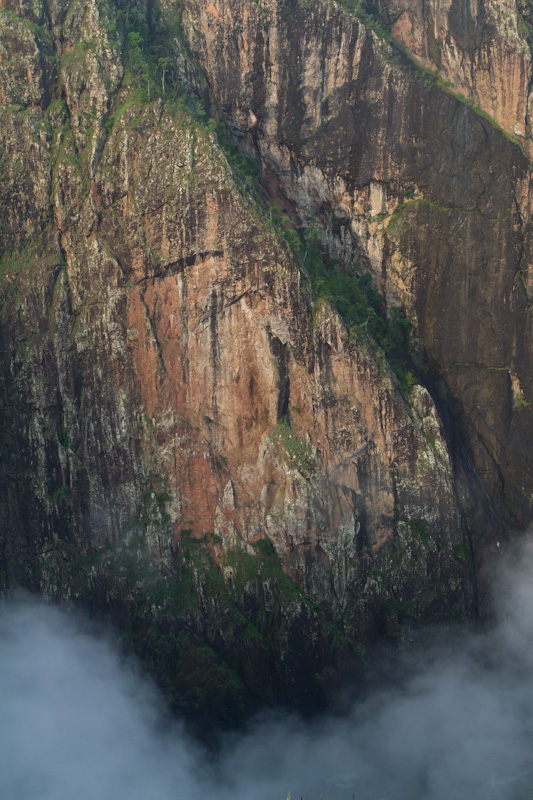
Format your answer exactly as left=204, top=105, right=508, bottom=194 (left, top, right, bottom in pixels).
left=64, top=533, right=249, bottom=727
left=267, top=203, right=303, bottom=257
left=517, top=1, right=533, bottom=57
left=206, top=116, right=261, bottom=198
left=407, top=519, right=431, bottom=544
left=254, top=537, right=276, bottom=557
left=300, top=227, right=416, bottom=394
left=176, top=645, right=244, bottom=708
left=103, top=0, right=189, bottom=101
left=336, top=0, right=392, bottom=42
left=60, top=427, right=70, bottom=449
left=139, top=487, right=172, bottom=528
left=47, top=485, right=70, bottom=504
left=221, top=537, right=305, bottom=606
left=336, top=0, right=360, bottom=12
left=454, top=542, right=473, bottom=567
left=104, top=529, right=345, bottom=726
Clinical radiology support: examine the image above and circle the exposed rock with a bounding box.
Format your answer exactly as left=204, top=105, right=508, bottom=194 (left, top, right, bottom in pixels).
left=374, top=0, right=533, bottom=154
left=177, top=0, right=533, bottom=528
left=0, top=0, right=529, bottom=726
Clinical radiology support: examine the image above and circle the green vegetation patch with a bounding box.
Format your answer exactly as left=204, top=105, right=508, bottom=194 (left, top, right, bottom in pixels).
left=271, top=418, right=315, bottom=475
left=0, top=238, right=63, bottom=318
left=299, top=226, right=416, bottom=394
left=223, top=536, right=306, bottom=608
left=336, top=0, right=392, bottom=41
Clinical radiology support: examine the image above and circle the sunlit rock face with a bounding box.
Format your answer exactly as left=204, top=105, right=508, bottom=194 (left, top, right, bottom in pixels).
left=375, top=0, right=533, bottom=152
left=0, top=0, right=531, bottom=725
left=176, top=0, right=533, bottom=528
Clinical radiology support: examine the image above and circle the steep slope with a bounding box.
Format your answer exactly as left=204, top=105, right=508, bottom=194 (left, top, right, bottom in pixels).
left=374, top=0, right=533, bottom=154
left=0, top=0, right=529, bottom=725
left=176, top=0, right=533, bottom=528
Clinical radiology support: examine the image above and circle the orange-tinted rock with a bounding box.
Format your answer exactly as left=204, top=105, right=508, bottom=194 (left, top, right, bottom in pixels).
left=376, top=0, right=533, bottom=155
left=176, top=0, right=533, bottom=530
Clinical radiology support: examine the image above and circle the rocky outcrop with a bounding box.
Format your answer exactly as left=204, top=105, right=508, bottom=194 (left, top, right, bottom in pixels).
left=1, top=0, right=530, bottom=725
left=373, top=0, right=533, bottom=154
left=176, top=0, right=533, bottom=529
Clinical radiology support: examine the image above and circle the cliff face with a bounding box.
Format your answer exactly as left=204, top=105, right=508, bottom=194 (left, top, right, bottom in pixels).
left=177, top=0, right=533, bottom=527
left=0, top=0, right=530, bottom=725
left=374, top=0, right=533, bottom=153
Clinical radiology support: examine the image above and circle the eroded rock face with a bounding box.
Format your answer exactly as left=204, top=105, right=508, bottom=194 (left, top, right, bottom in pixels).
left=176, top=0, right=533, bottom=528
left=0, top=0, right=529, bottom=724
left=373, top=0, right=533, bottom=153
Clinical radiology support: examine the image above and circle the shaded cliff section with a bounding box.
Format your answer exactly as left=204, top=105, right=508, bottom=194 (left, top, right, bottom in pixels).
left=0, top=0, right=527, bottom=726
left=177, top=0, right=533, bottom=529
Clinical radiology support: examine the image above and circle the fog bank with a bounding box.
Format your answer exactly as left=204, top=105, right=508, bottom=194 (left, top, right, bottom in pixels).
left=2, top=541, right=533, bottom=800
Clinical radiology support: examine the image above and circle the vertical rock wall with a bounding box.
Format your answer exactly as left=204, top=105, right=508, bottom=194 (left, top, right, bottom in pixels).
left=2, top=0, right=530, bottom=722
left=176, top=0, right=533, bottom=528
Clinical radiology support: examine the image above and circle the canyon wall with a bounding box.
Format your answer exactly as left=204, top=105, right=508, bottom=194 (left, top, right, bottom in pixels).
left=1, top=0, right=531, bottom=725
left=374, top=0, right=533, bottom=153
left=176, top=0, right=533, bottom=527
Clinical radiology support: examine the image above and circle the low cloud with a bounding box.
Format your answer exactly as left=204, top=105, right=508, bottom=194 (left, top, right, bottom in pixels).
left=2, top=540, right=533, bottom=800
